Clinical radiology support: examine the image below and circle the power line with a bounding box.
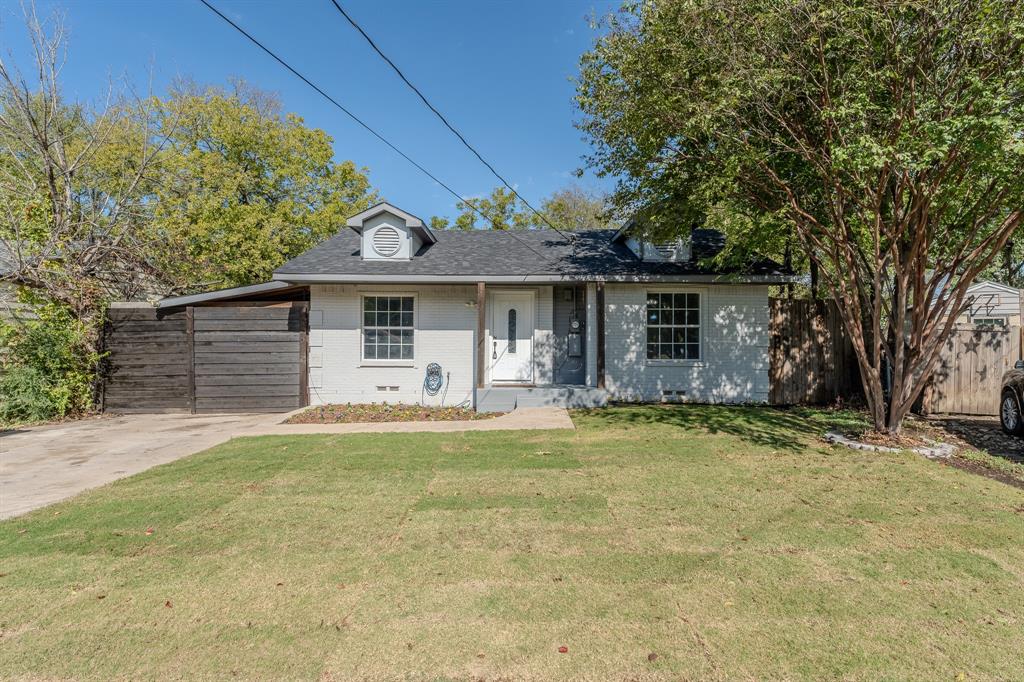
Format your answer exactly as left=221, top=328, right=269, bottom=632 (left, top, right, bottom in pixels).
left=327, top=0, right=575, bottom=245
left=195, top=0, right=559, bottom=267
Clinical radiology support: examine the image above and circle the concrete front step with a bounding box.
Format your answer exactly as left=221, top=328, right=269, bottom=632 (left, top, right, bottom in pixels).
left=477, top=386, right=609, bottom=412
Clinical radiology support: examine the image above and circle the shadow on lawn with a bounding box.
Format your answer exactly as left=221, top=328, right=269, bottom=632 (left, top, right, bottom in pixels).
left=576, top=404, right=833, bottom=452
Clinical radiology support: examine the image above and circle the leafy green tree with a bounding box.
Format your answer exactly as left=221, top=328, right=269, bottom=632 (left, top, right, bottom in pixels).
left=439, top=185, right=614, bottom=231
left=150, top=81, right=376, bottom=289
left=577, top=0, right=1024, bottom=434
left=541, top=185, right=615, bottom=230
left=450, top=187, right=537, bottom=230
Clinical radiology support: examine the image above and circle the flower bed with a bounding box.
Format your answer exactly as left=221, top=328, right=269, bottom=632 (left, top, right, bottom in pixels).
left=285, top=403, right=498, bottom=424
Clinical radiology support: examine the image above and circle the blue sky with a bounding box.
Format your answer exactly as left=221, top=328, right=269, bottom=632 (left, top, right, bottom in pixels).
left=1, top=0, right=619, bottom=221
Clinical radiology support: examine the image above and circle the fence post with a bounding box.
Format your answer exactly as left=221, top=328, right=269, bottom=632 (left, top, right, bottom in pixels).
left=186, top=306, right=195, bottom=414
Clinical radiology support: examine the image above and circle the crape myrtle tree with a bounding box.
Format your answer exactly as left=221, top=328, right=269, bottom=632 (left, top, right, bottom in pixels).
left=577, top=0, right=1024, bottom=434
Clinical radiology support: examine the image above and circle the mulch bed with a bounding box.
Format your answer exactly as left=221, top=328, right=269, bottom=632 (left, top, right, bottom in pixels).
left=937, top=456, right=1024, bottom=491
left=285, top=403, right=499, bottom=424
left=835, top=415, right=1024, bottom=489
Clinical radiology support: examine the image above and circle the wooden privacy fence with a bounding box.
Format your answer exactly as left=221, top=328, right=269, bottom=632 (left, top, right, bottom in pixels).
left=921, top=325, right=1022, bottom=416
left=769, top=298, right=859, bottom=405
left=103, top=302, right=308, bottom=413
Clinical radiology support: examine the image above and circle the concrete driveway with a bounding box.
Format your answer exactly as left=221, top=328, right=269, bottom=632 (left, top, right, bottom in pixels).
left=0, top=406, right=574, bottom=521
left=0, top=413, right=276, bottom=520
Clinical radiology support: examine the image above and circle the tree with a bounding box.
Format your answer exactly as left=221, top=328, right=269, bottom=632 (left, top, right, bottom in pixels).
left=149, top=80, right=376, bottom=289
left=0, top=6, right=166, bottom=324
left=577, top=0, right=1024, bottom=434
left=449, top=187, right=537, bottom=230
left=438, top=185, right=615, bottom=231
left=980, top=239, right=1023, bottom=288
left=541, top=185, right=615, bottom=230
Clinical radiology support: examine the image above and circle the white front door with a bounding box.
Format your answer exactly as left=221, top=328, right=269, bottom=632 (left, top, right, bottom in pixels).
left=490, top=292, right=535, bottom=383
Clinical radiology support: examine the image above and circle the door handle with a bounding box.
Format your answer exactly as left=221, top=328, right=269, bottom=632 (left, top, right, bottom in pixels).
left=492, top=340, right=497, bottom=359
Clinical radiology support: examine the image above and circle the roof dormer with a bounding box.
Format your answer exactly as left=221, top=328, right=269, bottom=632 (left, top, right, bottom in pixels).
left=346, top=202, right=437, bottom=261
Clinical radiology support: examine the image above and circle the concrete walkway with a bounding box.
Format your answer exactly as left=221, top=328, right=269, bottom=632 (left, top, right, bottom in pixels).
left=243, top=406, right=575, bottom=436
left=0, top=407, right=573, bottom=520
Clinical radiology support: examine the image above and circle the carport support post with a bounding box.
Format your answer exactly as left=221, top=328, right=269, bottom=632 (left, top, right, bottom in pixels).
left=186, top=306, right=196, bottom=414
left=476, top=282, right=486, bottom=388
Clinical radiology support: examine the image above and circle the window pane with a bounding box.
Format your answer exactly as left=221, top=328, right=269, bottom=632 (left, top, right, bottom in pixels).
left=363, top=297, right=415, bottom=360
left=508, top=309, right=517, bottom=353
left=645, top=291, right=700, bottom=362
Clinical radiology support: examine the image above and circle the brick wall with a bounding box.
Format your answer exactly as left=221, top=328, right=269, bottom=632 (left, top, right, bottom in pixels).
left=603, top=284, right=771, bottom=403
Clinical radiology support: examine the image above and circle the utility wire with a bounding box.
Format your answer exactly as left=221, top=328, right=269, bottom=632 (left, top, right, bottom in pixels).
left=327, top=0, right=575, bottom=245
left=196, top=0, right=560, bottom=267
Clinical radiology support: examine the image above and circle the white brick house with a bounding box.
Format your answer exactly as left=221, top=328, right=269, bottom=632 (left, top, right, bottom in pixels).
left=158, top=202, right=793, bottom=411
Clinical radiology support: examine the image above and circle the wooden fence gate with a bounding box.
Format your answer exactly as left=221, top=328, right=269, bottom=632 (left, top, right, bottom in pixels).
left=921, top=325, right=1022, bottom=416
left=103, top=302, right=308, bottom=413
left=769, top=298, right=860, bottom=405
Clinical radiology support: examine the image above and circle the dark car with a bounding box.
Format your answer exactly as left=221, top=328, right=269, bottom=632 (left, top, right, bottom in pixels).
left=1002, top=360, right=1024, bottom=437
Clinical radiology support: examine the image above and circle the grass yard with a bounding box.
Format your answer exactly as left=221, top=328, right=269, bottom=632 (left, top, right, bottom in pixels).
left=2, top=406, right=1023, bottom=680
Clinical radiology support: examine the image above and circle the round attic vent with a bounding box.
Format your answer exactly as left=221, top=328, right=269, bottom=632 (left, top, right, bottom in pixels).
left=372, top=226, right=401, bottom=257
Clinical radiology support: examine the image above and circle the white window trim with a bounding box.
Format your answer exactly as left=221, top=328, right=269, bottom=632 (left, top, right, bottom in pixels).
left=971, top=317, right=1008, bottom=327
left=359, top=292, right=417, bottom=367
left=644, top=286, right=707, bottom=367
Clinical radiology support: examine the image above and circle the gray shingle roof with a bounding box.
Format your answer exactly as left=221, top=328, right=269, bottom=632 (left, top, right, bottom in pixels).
left=273, top=229, right=790, bottom=282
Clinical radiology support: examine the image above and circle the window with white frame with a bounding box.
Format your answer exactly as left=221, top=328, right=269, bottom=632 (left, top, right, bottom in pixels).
left=362, top=295, right=414, bottom=360
left=646, top=292, right=701, bottom=360
left=972, top=317, right=1007, bottom=327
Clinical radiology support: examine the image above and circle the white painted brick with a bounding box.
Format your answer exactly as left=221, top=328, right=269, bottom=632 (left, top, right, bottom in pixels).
left=603, top=284, right=771, bottom=403
left=309, top=284, right=477, bottom=407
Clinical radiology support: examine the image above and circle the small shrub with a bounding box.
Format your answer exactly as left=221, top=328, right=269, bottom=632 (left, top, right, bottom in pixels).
left=0, top=300, right=101, bottom=424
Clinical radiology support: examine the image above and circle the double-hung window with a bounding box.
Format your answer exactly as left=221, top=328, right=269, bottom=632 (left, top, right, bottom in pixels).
left=363, top=295, right=414, bottom=360
left=646, top=292, right=701, bottom=361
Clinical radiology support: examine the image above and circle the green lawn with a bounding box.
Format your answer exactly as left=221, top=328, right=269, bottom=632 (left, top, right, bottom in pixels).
left=2, top=406, right=1023, bottom=680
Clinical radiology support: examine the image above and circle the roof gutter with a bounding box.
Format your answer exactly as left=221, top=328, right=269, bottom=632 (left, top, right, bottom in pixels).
left=271, top=272, right=798, bottom=285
